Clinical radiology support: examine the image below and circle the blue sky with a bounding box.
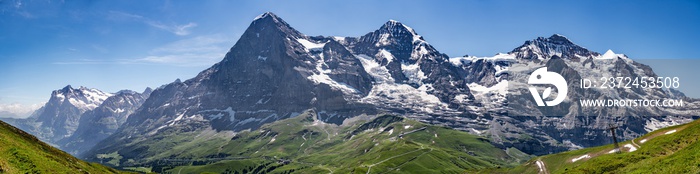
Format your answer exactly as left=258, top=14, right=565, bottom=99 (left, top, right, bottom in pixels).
left=1, top=0, right=699, bottom=116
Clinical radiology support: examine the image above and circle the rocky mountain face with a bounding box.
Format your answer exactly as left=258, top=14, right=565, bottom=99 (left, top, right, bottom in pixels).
left=59, top=88, right=152, bottom=156
left=86, top=12, right=478, bottom=160
left=84, top=12, right=699, bottom=161
left=510, top=34, right=600, bottom=60
left=451, top=34, right=700, bottom=154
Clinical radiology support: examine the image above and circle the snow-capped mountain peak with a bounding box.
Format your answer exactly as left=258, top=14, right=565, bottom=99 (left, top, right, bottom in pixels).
left=248, top=12, right=302, bottom=39
left=546, top=34, right=574, bottom=45
left=595, top=49, right=628, bottom=59
left=597, top=49, right=618, bottom=59
left=51, top=85, right=112, bottom=109
left=253, top=12, right=280, bottom=21
left=510, top=34, right=600, bottom=59
left=377, top=20, right=425, bottom=45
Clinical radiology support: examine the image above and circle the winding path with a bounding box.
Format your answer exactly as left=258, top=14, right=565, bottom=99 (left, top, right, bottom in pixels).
left=535, top=159, right=549, bottom=174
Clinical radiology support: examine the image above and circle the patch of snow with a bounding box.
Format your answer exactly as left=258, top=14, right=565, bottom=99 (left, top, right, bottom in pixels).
left=68, top=98, right=98, bottom=110
left=360, top=83, right=447, bottom=113
left=401, top=63, right=426, bottom=85
left=665, top=129, right=677, bottom=135
left=644, top=118, right=682, bottom=132
left=571, top=154, right=590, bottom=162
left=563, top=140, right=584, bottom=150
left=81, top=87, right=113, bottom=103
left=624, top=144, right=637, bottom=152
left=595, top=50, right=626, bottom=59
left=171, top=112, right=185, bottom=126
left=307, top=58, right=360, bottom=94
left=375, top=33, right=391, bottom=47
left=596, top=49, right=619, bottom=59
left=269, top=135, right=276, bottom=143
left=296, top=38, right=326, bottom=52
left=387, top=129, right=394, bottom=135
left=333, top=36, right=345, bottom=41
left=379, top=49, right=395, bottom=63
left=454, top=94, right=471, bottom=103
left=449, top=53, right=516, bottom=67
left=640, top=139, right=648, bottom=143
left=149, top=124, right=168, bottom=136
left=54, top=93, right=65, bottom=101
left=468, top=80, right=509, bottom=96
left=411, top=44, right=431, bottom=59
left=258, top=55, right=267, bottom=61
left=470, top=128, right=483, bottom=134
left=404, top=125, right=411, bottom=129
left=608, top=148, right=620, bottom=154
left=200, top=107, right=236, bottom=122
left=356, top=54, right=394, bottom=83
left=208, top=113, right=224, bottom=120
left=253, top=13, right=267, bottom=20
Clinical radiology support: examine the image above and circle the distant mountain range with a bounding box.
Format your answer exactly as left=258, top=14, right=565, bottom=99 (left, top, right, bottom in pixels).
left=3, top=12, right=699, bottom=172
left=2, top=85, right=151, bottom=156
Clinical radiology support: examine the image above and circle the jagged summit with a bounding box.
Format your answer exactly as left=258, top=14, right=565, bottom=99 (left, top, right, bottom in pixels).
left=143, top=87, right=153, bottom=95
left=79, top=12, right=699, bottom=163
left=247, top=12, right=301, bottom=38
left=253, top=12, right=278, bottom=21
left=115, top=89, right=138, bottom=95
left=509, top=34, right=599, bottom=59
left=377, top=20, right=424, bottom=43
left=546, top=34, right=574, bottom=45
left=61, top=85, right=73, bottom=91
left=598, top=49, right=618, bottom=59
left=348, top=19, right=437, bottom=65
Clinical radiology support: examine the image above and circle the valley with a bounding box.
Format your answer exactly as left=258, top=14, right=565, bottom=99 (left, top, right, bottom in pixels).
left=97, top=110, right=532, bottom=173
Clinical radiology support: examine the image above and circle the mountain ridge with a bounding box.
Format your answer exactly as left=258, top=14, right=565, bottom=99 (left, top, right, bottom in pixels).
left=76, top=12, right=699, bottom=163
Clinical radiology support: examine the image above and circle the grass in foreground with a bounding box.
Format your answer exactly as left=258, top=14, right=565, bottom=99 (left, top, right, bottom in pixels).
left=0, top=120, right=129, bottom=173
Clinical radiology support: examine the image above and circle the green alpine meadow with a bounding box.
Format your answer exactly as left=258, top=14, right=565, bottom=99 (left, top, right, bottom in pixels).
left=94, top=110, right=532, bottom=173
left=495, top=119, right=700, bottom=174
left=0, top=120, right=127, bottom=173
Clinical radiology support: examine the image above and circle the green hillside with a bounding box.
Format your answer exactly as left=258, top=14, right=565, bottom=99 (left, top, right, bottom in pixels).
left=496, top=119, right=700, bottom=174
left=94, top=110, right=533, bottom=173
left=0, top=120, right=126, bottom=174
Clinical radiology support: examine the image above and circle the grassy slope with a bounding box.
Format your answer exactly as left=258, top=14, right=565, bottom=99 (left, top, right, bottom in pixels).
left=497, top=119, right=700, bottom=174
left=0, top=120, right=126, bottom=174
left=97, top=110, right=532, bottom=173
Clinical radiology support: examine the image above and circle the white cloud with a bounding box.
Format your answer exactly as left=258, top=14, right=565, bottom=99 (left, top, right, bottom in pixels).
left=107, top=11, right=143, bottom=20
left=0, top=103, right=43, bottom=118
left=53, top=34, right=233, bottom=67
left=147, top=22, right=198, bottom=36
left=151, top=35, right=229, bottom=54
left=136, top=34, right=230, bottom=66
left=108, top=10, right=197, bottom=36
left=138, top=53, right=223, bottom=66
